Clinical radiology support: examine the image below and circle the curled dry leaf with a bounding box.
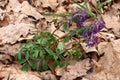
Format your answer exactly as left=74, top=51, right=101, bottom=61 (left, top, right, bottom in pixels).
left=68, top=4, right=78, bottom=12
left=47, top=22, right=65, bottom=37
left=0, top=44, right=20, bottom=56
left=87, top=41, right=120, bottom=80
left=18, top=35, right=34, bottom=42
left=21, top=1, right=43, bottom=20
left=35, top=0, right=58, bottom=10
left=102, top=13, right=120, bottom=37
left=57, top=59, right=91, bottom=80
left=98, top=32, right=115, bottom=41
left=98, top=42, right=120, bottom=74
left=0, top=0, right=8, bottom=9
left=0, top=64, right=42, bottom=80
left=56, top=6, right=66, bottom=14
left=0, top=15, right=9, bottom=27
left=11, top=73, right=42, bottom=80
left=0, top=53, right=13, bottom=64
left=0, top=8, right=5, bottom=20
left=0, top=23, right=34, bottom=45
left=102, top=3, right=120, bottom=37
left=80, top=43, right=98, bottom=53
left=111, top=39, right=120, bottom=53
left=87, top=0, right=97, bottom=12
left=40, top=71, right=57, bottom=80
left=6, top=0, right=43, bottom=20
left=6, top=0, right=21, bottom=12
left=64, top=39, right=77, bottom=49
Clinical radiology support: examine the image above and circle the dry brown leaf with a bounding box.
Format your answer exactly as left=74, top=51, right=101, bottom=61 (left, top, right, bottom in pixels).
left=80, top=43, right=98, bottom=53
left=59, top=58, right=91, bottom=80
left=64, top=39, right=76, bottom=49
left=0, top=64, right=42, bottom=80
left=101, top=43, right=119, bottom=71
left=0, top=8, right=5, bottom=20
left=0, top=15, right=9, bottom=27
left=21, top=1, right=43, bottom=20
left=18, top=35, right=34, bottom=42
left=111, top=39, right=120, bottom=53
left=0, top=44, right=20, bottom=56
left=0, top=53, right=13, bottom=64
left=55, top=66, right=65, bottom=76
left=87, top=0, right=97, bottom=12
left=87, top=41, right=120, bottom=80
left=56, top=6, right=66, bottom=14
left=102, top=12, right=120, bottom=37
left=40, top=71, right=57, bottom=80
left=35, top=0, right=58, bottom=10
left=6, top=0, right=43, bottom=20
left=6, top=0, right=21, bottom=12
left=98, top=42, right=120, bottom=74
left=0, top=23, right=34, bottom=45
left=0, top=0, right=8, bottom=9
left=98, top=32, right=115, bottom=41
left=47, top=22, right=65, bottom=37
left=11, top=73, right=41, bottom=80
left=68, top=4, right=78, bottom=12
left=102, top=3, right=120, bottom=36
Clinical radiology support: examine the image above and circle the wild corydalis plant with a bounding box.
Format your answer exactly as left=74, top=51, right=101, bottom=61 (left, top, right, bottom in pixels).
left=15, top=31, right=82, bottom=71
left=71, top=10, right=105, bottom=46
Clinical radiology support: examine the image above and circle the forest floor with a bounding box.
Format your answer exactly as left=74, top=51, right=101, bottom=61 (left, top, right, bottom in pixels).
left=0, top=0, right=120, bottom=80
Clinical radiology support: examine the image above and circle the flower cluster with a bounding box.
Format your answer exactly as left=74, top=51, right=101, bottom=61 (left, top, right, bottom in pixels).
left=71, top=10, right=88, bottom=27
left=71, top=10, right=105, bottom=46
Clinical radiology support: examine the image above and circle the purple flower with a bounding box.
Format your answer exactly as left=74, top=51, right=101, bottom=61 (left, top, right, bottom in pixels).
left=71, top=10, right=88, bottom=27
left=82, top=18, right=105, bottom=37
left=92, top=18, right=105, bottom=34
left=82, top=27, right=92, bottom=37
left=87, top=34, right=99, bottom=46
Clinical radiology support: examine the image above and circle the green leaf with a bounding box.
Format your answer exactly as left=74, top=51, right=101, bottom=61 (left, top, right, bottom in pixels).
left=53, top=60, right=59, bottom=68
left=28, top=60, right=37, bottom=70
left=21, top=63, right=28, bottom=71
left=69, top=30, right=76, bottom=36
left=45, top=48, right=58, bottom=60
left=58, top=55, right=65, bottom=60
left=59, top=62, right=66, bottom=67
left=30, top=54, right=39, bottom=60
left=36, top=61, right=40, bottom=71
left=32, top=49, right=39, bottom=58
left=17, top=52, right=22, bottom=60
left=64, top=36, right=70, bottom=43
left=57, top=42, right=64, bottom=50
left=26, top=41, right=34, bottom=48
left=96, top=0, right=104, bottom=13
left=40, top=50, right=45, bottom=58
left=56, top=48, right=65, bottom=55
left=96, top=46, right=99, bottom=51
left=41, top=13, right=68, bottom=17
left=102, top=0, right=112, bottom=5
left=25, top=52, right=29, bottom=59
left=20, top=44, right=25, bottom=48
left=18, top=58, right=26, bottom=64
left=41, top=39, right=47, bottom=46
left=46, top=55, right=53, bottom=59
left=63, top=22, right=69, bottom=32
left=42, top=60, right=48, bottom=71
left=36, top=38, right=42, bottom=44
left=70, top=49, right=82, bottom=58
left=47, top=37, right=55, bottom=46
